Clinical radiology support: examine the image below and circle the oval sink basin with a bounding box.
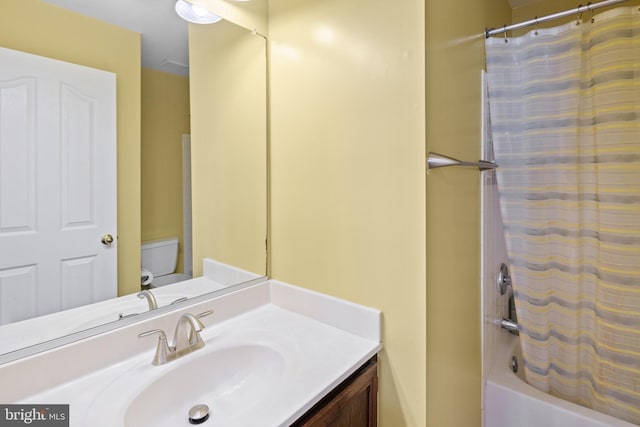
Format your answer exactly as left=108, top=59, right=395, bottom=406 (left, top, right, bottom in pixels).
left=124, top=344, right=285, bottom=427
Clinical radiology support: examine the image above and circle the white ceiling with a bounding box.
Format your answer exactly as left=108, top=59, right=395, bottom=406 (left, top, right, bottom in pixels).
left=41, top=0, right=190, bottom=76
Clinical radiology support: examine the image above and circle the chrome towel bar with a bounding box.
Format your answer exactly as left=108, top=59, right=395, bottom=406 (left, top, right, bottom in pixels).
left=427, top=152, right=498, bottom=171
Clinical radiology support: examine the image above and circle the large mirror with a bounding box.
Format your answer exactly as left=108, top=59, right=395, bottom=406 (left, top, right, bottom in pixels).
left=0, top=0, right=267, bottom=360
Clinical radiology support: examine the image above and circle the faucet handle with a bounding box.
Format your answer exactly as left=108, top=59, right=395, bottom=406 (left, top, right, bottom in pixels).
left=138, top=329, right=171, bottom=365
left=138, top=329, right=166, bottom=339
left=170, top=297, right=188, bottom=305
left=197, top=310, right=214, bottom=320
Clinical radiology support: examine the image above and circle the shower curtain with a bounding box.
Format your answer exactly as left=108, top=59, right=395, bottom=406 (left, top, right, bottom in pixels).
left=485, top=6, right=640, bottom=424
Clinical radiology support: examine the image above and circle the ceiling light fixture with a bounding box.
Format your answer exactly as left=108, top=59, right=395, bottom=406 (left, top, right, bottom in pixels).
left=175, top=0, right=222, bottom=24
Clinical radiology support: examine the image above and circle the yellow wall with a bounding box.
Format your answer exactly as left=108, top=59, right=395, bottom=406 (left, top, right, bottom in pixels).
left=425, top=0, right=511, bottom=426
left=141, top=68, right=190, bottom=273
left=189, top=20, right=268, bottom=277
left=0, top=0, right=141, bottom=297
left=268, top=0, right=426, bottom=424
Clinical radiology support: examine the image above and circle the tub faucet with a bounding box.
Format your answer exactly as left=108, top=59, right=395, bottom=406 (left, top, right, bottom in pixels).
left=501, top=318, right=520, bottom=335
left=138, top=310, right=214, bottom=365
left=137, top=290, right=158, bottom=311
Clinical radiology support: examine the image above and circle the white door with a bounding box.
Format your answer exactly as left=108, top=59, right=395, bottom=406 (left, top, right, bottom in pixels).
left=0, top=47, right=117, bottom=325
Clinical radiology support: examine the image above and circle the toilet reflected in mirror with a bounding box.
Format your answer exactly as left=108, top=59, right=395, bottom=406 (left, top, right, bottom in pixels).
left=141, top=239, right=192, bottom=289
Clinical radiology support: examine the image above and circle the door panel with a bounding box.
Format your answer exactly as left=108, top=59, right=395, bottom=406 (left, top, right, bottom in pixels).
left=61, top=84, right=95, bottom=227
left=0, top=78, right=36, bottom=233
left=0, top=265, right=37, bottom=324
left=61, top=256, right=96, bottom=310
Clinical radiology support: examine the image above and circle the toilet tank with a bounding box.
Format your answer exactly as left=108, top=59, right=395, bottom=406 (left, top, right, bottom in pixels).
left=141, top=238, right=179, bottom=277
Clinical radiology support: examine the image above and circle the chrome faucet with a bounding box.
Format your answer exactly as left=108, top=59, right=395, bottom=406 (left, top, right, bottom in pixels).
left=138, top=310, right=214, bottom=365
left=500, top=318, right=520, bottom=335
left=173, top=313, right=206, bottom=352
left=137, top=290, right=158, bottom=311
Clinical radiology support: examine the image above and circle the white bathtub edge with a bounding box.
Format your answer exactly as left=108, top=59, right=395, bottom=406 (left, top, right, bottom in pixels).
left=485, top=334, right=637, bottom=427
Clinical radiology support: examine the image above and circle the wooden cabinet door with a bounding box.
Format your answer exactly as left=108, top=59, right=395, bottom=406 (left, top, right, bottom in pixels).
left=293, top=356, right=378, bottom=427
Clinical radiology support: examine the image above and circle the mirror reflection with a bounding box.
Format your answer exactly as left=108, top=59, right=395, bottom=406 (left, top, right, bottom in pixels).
left=0, top=0, right=267, bottom=358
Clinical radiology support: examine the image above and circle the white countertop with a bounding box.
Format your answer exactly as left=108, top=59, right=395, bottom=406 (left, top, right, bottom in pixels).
left=0, top=280, right=382, bottom=427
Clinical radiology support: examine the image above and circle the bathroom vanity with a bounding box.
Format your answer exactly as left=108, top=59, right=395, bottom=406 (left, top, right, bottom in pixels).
left=0, top=279, right=381, bottom=426
left=293, top=356, right=378, bottom=426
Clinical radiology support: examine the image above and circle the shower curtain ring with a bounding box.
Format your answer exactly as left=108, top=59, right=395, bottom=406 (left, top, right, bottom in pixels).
left=576, top=4, right=583, bottom=25
left=534, top=17, right=539, bottom=35
left=587, top=2, right=595, bottom=23
left=503, top=25, right=508, bottom=43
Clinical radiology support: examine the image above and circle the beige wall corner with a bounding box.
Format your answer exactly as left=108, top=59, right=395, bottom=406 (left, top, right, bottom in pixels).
left=191, top=0, right=268, bottom=36
left=425, top=0, right=511, bottom=426
left=189, top=20, right=268, bottom=278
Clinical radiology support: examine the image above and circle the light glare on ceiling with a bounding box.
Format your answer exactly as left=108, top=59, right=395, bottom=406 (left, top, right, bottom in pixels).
left=175, top=0, right=222, bottom=24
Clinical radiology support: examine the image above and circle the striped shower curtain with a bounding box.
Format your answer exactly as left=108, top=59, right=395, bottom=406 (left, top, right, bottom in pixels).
left=485, top=6, right=640, bottom=424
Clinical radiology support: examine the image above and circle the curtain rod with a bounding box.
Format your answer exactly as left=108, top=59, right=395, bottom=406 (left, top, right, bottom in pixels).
left=485, top=0, right=632, bottom=38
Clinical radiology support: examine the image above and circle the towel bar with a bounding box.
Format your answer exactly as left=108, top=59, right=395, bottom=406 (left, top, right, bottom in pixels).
left=427, top=152, right=498, bottom=171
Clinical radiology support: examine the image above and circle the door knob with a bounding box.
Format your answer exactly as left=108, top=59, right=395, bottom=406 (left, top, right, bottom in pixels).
left=101, top=233, right=115, bottom=245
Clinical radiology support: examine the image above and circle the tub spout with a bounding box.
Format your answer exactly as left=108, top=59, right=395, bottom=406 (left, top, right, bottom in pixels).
left=501, top=318, right=520, bottom=334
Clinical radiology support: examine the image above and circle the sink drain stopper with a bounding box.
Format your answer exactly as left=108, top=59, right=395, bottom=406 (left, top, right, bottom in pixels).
left=188, top=404, right=210, bottom=425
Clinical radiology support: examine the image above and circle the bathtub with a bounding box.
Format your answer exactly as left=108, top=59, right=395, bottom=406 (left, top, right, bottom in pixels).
left=484, top=333, right=637, bottom=427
